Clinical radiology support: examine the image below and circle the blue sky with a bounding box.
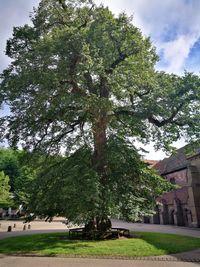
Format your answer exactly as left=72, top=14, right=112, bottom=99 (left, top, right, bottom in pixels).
left=0, top=0, right=200, bottom=159
left=95, top=0, right=200, bottom=75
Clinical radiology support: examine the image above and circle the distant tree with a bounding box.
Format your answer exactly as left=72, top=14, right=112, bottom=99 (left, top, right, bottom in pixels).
left=0, top=148, right=20, bottom=192
left=1, top=0, right=200, bottom=237
left=0, top=171, right=11, bottom=206
left=0, top=148, right=36, bottom=207
left=13, top=164, right=37, bottom=207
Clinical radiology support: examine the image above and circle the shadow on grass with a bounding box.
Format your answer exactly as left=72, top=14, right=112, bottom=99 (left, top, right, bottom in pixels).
left=0, top=233, right=92, bottom=255
left=0, top=231, right=200, bottom=260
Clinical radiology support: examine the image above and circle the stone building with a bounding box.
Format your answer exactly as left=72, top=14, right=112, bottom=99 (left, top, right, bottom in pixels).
left=147, top=146, right=200, bottom=228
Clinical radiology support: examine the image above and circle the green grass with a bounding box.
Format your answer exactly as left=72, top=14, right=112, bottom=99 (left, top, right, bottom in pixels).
left=0, top=232, right=200, bottom=257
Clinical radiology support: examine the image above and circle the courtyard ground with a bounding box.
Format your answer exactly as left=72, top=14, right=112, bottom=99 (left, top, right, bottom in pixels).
left=1, top=219, right=200, bottom=239
left=1, top=219, right=200, bottom=265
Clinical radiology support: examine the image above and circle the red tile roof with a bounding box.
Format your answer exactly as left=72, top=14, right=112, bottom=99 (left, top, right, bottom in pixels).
left=144, top=160, right=159, bottom=167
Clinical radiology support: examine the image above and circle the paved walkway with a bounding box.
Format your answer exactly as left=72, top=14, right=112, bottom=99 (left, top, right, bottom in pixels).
left=0, top=219, right=69, bottom=240
left=1, top=219, right=200, bottom=239
left=112, top=219, right=200, bottom=238
left=0, top=256, right=199, bottom=267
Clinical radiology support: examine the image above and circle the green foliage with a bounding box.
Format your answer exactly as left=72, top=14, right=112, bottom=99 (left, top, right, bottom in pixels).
left=27, top=142, right=173, bottom=223
left=0, top=0, right=158, bottom=153
left=14, top=165, right=37, bottom=206
left=1, top=1, right=199, bottom=153
left=1, top=0, right=200, bottom=224
left=28, top=148, right=100, bottom=223
left=0, top=171, right=11, bottom=206
left=0, top=148, right=36, bottom=207
left=0, top=148, right=20, bottom=192
left=105, top=137, right=173, bottom=220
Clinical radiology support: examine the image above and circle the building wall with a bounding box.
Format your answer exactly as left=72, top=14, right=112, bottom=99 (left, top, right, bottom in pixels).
left=149, top=155, right=200, bottom=228
left=187, top=156, right=200, bottom=227
left=165, top=169, right=188, bottom=187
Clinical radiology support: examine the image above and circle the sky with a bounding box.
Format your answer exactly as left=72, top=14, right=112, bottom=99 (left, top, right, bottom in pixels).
left=0, top=0, right=200, bottom=159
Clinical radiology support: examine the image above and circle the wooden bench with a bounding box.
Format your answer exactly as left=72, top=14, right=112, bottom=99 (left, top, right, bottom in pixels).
left=69, top=227, right=84, bottom=239
left=69, top=227, right=130, bottom=239
left=111, top=227, right=130, bottom=237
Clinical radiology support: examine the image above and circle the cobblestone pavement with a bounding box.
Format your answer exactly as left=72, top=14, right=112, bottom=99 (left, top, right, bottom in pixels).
left=0, top=256, right=200, bottom=267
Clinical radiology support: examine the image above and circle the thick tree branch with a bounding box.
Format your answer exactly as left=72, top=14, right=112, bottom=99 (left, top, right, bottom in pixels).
left=100, top=76, right=109, bottom=98
left=148, top=103, right=184, bottom=127
left=50, top=122, right=79, bottom=143
left=84, top=72, right=97, bottom=94
left=34, top=119, right=82, bottom=151
left=114, top=102, right=187, bottom=128
left=34, top=121, right=52, bottom=150
left=106, top=32, right=140, bottom=74
left=59, top=52, right=87, bottom=95
left=105, top=32, right=129, bottom=74
left=110, top=54, right=128, bottom=71
left=77, top=4, right=95, bottom=30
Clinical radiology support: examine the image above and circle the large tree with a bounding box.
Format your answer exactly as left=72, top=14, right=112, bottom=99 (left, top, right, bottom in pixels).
left=1, top=0, right=200, bottom=235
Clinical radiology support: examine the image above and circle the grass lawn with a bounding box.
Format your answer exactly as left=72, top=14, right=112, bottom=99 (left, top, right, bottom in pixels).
left=0, top=232, right=200, bottom=257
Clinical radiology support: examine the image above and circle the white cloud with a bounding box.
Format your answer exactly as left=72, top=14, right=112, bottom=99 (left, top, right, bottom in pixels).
left=95, top=0, right=200, bottom=74
left=159, top=34, right=199, bottom=74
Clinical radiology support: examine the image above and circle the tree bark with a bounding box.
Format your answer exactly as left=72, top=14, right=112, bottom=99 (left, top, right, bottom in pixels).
left=93, top=112, right=108, bottom=215
left=86, top=77, right=112, bottom=236
left=93, top=113, right=107, bottom=175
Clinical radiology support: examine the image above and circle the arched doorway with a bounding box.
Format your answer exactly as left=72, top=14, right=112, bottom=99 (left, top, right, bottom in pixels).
left=153, top=205, right=160, bottom=224
left=169, top=209, right=175, bottom=225
left=174, top=198, right=185, bottom=226
left=161, top=200, right=169, bottom=224
left=184, top=209, right=192, bottom=227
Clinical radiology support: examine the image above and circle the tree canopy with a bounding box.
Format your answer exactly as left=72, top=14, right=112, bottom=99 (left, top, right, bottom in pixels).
left=1, top=0, right=200, bottom=231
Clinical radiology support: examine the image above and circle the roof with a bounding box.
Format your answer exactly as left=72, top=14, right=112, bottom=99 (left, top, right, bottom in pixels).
left=144, top=142, right=200, bottom=175
left=154, top=144, right=200, bottom=175
left=144, top=160, right=159, bottom=167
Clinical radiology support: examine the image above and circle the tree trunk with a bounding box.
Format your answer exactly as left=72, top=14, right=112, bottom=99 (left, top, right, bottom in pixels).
left=93, top=113, right=108, bottom=217
left=84, top=77, right=112, bottom=238
left=93, top=114, right=107, bottom=174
